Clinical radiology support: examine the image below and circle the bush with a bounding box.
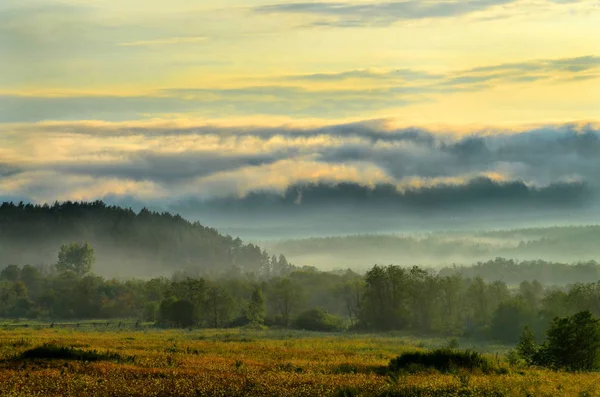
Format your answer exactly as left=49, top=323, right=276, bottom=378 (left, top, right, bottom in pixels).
left=18, top=344, right=134, bottom=363
left=388, top=349, right=492, bottom=374
left=158, top=298, right=196, bottom=328
left=293, top=308, right=344, bottom=332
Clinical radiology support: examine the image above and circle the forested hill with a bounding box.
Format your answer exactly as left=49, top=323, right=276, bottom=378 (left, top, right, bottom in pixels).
left=0, top=201, right=290, bottom=278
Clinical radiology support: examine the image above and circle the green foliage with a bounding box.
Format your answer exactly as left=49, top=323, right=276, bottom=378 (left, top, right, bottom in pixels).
left=0, top=265, right=21, bottom=282
left=517, top=311, right=600, bottom=372
left=203, top=284, right=234, bottom=328
left=56, top=242, right=95, bottom=276
left=388, top=349, right=493, bottom=374
left=516, top=326, right=538, bottom=365
left=490, top=298, right=533, bottom=343
left=0, top=201, right=291, bottom=277
left=158, top=296, right=177, bottom=326
left=293, top=308, right=344, bottom=332
left=268, top=278, right=304, bottom=328
left=158, top=297, right=197, bottom=327
left=244, top=287, right=266, bottom=325
left=444, top=338, right=460, bottom=349
left=142, top=301, right=159, bottom=322
left=170, top=300, right=196, bottom=328
left=543, top=310, right=600, bottom=371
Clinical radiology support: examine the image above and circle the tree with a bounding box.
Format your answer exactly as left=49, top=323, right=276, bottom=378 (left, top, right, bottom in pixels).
left=268, top=278, right=303, bottom=327
left=142, top=301, right=159, bottom=322
left=245, top=286, right=266, bottom=325
left=20, top=265, right=42, bottom=298
left=359, top=265, right=409, bottom=331
left=0, top=265, right=21, bottom=282
left=517, top=326, right=538, bottom=365
left=203, top=284, right=234, bottom=328
left=158, top=296, right=178, bottom=325
left=543, top=310, right=600, bottom=371
left=56, top=242, right=95, bottom=276
left=490, top=299, right=533, bottom=343
left=340, top=278, right=363, bottom=326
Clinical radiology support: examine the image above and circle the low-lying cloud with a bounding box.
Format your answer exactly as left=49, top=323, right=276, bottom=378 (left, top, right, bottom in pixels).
left=1, top=120, right=599, bottom=216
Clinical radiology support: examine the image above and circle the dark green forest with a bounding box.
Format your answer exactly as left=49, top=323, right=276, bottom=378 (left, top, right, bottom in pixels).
left=0, top=201, right=292, bottom=278
left=3, top=201, right=600, bottom=346
left=4, top=252, right=600, bottom=345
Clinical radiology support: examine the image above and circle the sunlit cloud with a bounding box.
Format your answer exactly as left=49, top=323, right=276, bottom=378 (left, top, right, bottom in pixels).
left=118, top=36, right=208, bottom=46
left=1, top=120, right=599, bottom=207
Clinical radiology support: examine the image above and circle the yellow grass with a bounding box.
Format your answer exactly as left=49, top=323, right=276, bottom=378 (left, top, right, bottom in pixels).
left=0, top=328, right=599, bottom=396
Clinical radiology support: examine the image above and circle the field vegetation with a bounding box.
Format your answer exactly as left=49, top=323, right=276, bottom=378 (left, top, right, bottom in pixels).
left=3, top=202, right=600, bottom=395
left=1, top=328, right=600, bottom=397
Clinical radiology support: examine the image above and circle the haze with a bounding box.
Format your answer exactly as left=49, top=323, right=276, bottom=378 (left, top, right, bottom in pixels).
left=2, top=0, right=600, bottom=275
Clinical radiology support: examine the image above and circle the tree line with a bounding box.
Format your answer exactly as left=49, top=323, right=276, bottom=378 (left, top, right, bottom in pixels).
left=267, top=226, right=600, bottom=270
left=0, top=201, right=293, bottom=278
left=439, top=257, right=600, bottom=286
left=2, top=243, right=600, bottom=343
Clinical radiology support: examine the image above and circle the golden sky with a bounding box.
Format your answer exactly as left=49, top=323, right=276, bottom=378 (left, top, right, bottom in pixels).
left=2, top=0, right=600, bottom=220
left=2, top=0, right=600, bottom=125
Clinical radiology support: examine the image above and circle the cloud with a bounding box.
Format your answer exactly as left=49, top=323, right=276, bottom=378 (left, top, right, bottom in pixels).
left=2, top=119, right=600, bottom=205
left=2, top=54, right=598, bottom=123
left=284, top=68, right=445, bottom=82
left=118, top=36, right=208, bottom=46
left=253, top=0, right=599, bottom=27
left=254, top=0, right=519, bottom=27
left=0, top=87, right=416, bottom=122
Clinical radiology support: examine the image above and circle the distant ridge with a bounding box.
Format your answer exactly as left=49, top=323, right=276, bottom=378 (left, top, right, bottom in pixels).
left=0, top=201, right=284, bottom=278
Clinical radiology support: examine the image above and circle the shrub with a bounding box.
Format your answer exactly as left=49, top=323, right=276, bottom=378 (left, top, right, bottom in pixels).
left=388, top=349, right=492, bottom=374
left=18, top=344, right=134, bottom=363
left=158, top=298, right=196, bottom=328
left=293, top=308, right=344, bottom=332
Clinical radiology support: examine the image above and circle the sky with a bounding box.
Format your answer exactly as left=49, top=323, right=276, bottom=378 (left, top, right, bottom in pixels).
left=2, top=0, right=600, bottom=235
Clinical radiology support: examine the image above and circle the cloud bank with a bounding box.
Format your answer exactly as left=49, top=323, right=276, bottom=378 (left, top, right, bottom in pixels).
left=1, top=120, right=599, bottom=236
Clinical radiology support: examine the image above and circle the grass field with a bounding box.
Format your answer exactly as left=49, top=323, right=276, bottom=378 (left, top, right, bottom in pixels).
left=0, top=327, right=599, bottom=396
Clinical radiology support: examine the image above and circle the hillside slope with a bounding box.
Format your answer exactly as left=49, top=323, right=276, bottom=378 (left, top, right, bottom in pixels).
left=0, top=201, right=283, bottom=278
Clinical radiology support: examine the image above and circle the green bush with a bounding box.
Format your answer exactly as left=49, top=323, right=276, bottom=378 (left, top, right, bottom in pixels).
left=158, top=297, right=196, bottom=328
left=142, top=301, right=159, bottom=322
left=18, top=343, right=134, bottom=363
left=388, top=349, right=492, bottom=374
left=293, top=308, right=344, bottom=332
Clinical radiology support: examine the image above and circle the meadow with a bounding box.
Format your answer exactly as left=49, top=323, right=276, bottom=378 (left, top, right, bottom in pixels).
left=1, top=327, right=599, bottom=397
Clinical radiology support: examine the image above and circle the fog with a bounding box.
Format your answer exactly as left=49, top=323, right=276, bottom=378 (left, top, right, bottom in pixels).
left=259, top=226, right=600, bottom=273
